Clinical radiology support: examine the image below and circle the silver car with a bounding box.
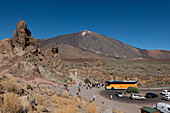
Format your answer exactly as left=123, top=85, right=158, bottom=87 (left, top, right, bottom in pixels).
left=115, top=91, right=124, bottom=98
left=130, top=93, right=145, bottom=100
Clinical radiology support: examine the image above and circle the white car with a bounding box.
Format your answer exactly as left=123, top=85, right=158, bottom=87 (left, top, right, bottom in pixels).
left=162, top=93, right=170, bottom=101
left=161, top=90, right=170, bottom=95
left=162, top=95, right=170, bottom=101
left=130, top=93, right=145, bottom=100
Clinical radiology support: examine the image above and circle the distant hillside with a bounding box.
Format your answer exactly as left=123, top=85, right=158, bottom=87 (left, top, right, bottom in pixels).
left=39, top=30, right=170, bottom=59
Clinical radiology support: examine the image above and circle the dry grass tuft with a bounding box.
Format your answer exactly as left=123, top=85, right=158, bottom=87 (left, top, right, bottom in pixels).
left=55, top=105, right=78, bottom=113
left=58, top=97, right=74, bottom=105
left=0, top=93, right=22, bottom=113
left=51, top=95, right=59, bottom=104
left=73, top=95, right=79, bottom=102
left=34, top=93, right=47, bottom=106
left=61, top=91, right=69, bottom=98
left=1, top=79, right=21, bottom=94
left=86, top=102, right=97, bottom=113
left=34, top=93, right=48, bottom=112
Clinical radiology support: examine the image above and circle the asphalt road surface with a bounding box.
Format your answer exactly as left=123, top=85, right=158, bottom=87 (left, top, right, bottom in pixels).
left=99, top=89, right=169, bottom=106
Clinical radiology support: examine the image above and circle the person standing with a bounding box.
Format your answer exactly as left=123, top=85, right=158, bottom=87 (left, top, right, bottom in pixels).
left=90, top=84, right=92, bottom=89
left=93, top=95, right=96, bottom=101
left=110, top=94, right=112, bottom=100
left=86, top=84, right=88, bottom=90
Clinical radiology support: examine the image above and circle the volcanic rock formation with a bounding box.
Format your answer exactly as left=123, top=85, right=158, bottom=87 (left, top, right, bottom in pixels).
left=12, top=20, right=39, bottom=56
left=0, top=20, right=67, bottom=82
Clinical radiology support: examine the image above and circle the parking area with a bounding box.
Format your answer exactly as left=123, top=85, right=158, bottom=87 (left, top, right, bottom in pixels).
left=99, top=89, right=169, bottom=106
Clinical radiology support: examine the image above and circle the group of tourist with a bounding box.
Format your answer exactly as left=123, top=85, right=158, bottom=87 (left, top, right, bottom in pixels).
left=63, top=82, right=105, bottom=102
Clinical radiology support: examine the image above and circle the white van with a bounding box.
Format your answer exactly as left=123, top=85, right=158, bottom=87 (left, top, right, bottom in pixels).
left=157, top=102, right=170, bottom=113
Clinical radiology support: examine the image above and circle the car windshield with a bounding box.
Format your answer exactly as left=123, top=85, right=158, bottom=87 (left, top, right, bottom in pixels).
left=163, top=90, right=168, bottom=92
left=134, top=94, right=140, bottom=96
left=117, top=91, right=122, bottom=94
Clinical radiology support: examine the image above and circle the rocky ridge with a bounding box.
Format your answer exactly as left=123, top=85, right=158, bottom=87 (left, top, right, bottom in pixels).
left=0, top=20, right=68, bottom=84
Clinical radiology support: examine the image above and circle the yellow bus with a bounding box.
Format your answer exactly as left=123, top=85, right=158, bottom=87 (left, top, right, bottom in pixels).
left=105, top=80, right=137, bottom=90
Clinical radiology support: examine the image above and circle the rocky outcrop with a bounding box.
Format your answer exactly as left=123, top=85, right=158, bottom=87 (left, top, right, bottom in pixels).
left=0, top=20, right=67, bottom=82
left=42, top=43, right=62, bottom=70
left=12, top=20, right=39, bottom=56
left=0, top=39, right=13, bottom=58
left=13, top=20, right=31, bottom=48
left=44, top=43, right=58, bottom=58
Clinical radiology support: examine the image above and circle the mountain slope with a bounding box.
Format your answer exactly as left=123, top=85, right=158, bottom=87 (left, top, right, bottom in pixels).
left=39, top=30, right=170, bottom=59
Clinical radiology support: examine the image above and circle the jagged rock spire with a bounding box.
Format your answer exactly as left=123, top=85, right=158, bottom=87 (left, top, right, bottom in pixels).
left=13, top=20, right=32, bottom=49
left=12, top=20, right=39, bottom=55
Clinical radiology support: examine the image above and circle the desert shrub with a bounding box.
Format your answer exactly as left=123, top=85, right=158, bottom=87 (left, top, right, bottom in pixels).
left=126, top=87, right=139, bottom=93
left=51, top=95, right=59, bottom=104
left=34, top=93, right=48, bottom=112
left=57, top=93, right=61, bottom=97
left=34, top=94, right=47, bottom=106
left=55, top=105, right=77, bottom=113
left=77, top=95, right=82, bottom=99
left=73, top=95, right=79, bottom=102
left=2, top=79, right=21, bottom=94
left=26, top=85, right=33, bottom=90
left=84, top=78, right=91, bottom=84
left=1, top=93, right=23, bottom=113
left=58, top=98, right=74, bottom=105
left=61, top=91, right=69, bottom=98
left=86, top=102, right=97, bottom=113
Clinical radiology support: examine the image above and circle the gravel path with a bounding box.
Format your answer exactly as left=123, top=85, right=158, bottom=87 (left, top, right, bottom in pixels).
left=68, top=72, right=140, bottom=113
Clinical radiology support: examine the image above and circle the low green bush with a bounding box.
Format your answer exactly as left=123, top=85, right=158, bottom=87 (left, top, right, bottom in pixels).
left=26, top=85, right=33, bottom=90
left=126, top=87, right=139, bottom=93
left=84, top=78, right=91, bottom=84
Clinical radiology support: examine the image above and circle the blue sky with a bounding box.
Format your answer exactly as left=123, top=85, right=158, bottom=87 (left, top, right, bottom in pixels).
left=0, top=0, right=170, bottom=50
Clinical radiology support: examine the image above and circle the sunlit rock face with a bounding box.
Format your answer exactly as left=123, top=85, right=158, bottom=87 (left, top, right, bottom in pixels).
left=0, top=20, right=66, bottom=81
left=12, top=20, right=39, bottom=55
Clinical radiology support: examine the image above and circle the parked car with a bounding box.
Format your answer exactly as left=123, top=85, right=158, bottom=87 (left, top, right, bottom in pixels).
left=162, top=92, right=170, bottom=101
left=115, top=91, right=124, bottom=98
left=161, top=90, right=170, bottom=95
left=145, top=93, right=158, bottom=98
left=130, top=93, right=145, bottom=100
